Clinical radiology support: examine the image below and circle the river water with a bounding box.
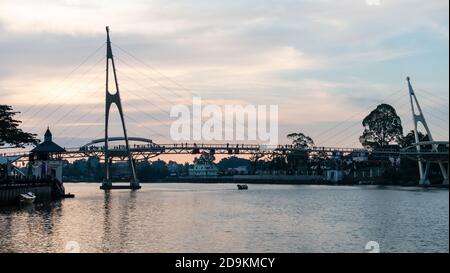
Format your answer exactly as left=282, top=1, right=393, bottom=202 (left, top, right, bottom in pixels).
left=0, top=183, right=448, bottom=253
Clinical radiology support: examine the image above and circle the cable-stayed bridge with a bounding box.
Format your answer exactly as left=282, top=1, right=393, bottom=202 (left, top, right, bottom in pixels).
left=2, top=27, right=448, bottom=189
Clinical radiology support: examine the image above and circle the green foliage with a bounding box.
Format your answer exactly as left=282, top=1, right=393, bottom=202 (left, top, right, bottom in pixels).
left=217, top=157, right=250, bottom=171
left=400, top=130, right=429, bottom=148
left=0, top=105, right=39, bottom=148
left=360, top=104, right=403, bottom=150
left=287, top=132, right=314, bottom=149
left=194, top=152, right=215, bottom=164
left=284, top=132, right=314, bottom=173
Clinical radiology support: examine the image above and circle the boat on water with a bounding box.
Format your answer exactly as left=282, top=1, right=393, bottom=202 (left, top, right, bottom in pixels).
left=64, top=193, right=75, bottom=198
left=237, top=184, right=248, bottom=190
left=19, top=192, right=36, bottom=204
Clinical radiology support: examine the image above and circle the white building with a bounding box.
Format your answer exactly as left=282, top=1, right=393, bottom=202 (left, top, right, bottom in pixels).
left=188, top=163, right=218, bottom=177
left=29, top=128, right=66, bottom=182
left=227, top=166, right=249, bottom=175
left=351, top=150, right=369, bottom=162
left=326, top=169, right=344, bottom=183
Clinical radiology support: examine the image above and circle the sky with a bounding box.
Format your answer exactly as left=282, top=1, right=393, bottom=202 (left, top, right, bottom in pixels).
left=0, top=0, right=449, bottom=154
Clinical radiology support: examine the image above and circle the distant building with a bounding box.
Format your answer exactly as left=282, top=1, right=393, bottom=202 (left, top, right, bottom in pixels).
left=350, top=150, right=369, bottom=162
left=168, top=161, right=181, bottom=177
left=227, top=166, right=249, bottom=175
left=326, top=169, right=344, bottom=183
left=189, top=163, right=218, bottom=177
left=111, top=162, right=131, bottom=180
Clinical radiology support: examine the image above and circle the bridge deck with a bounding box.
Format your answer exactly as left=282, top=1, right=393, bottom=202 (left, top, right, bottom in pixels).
left=3, top=142, right=448, bottom=163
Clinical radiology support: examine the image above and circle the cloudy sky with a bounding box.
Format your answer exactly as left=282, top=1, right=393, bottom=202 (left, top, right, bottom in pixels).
left=0, top=0, right=448, bottom=150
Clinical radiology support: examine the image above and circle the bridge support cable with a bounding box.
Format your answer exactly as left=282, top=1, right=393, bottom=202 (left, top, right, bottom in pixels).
left=407, top=77, right=448, bottom=185
left=44, top=70, right=104, bottom=133
left=60, top=114, right=104, bottom=148
left=21, top=54, right=105, bottom=126
left=121, top=97, right=170, bottom=125
left=112, top=42, right=202, bottom=99
left=416, top=88, right=450, bottom=113
left=21, top=56, right=106, bottom=134
left=122, top=113, right=172, bottom=141
left=19, top=43, right=105, bottom=117
left=312, top=87, right=407, bottom=146
left=56, top=99, right=105, bottom=147
left=102, top=26, right=139, bottom=190
left=317, top=90, right=408, bottom=147
left=115, top=69, right=172, bottom=116
left=21, top=67, right=105, bottom=135
left=50, top=72, right=106, bottom=135
left=114, top=55, right=198, bottom=106
left=329, top=92, right=410, bottom=147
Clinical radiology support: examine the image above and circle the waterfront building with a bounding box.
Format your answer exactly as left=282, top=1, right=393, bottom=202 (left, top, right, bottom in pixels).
left=326, top=169, right=344, bottom=183
left=188, top=163, right=219, bottom=177
left=349, top=150, right=369, bottom=162
left=227, top=166, right=249, bottom=175
left=29, top=128, right=66, bottom=182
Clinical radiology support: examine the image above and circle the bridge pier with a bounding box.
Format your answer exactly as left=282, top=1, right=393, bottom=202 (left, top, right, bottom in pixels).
left=100, top=183, right=141, bottom=190
left=440, top=162, right=449, bottom=185
left=419, top=179, right=431, bottom=186
left=418, top=161, right=430, bottom=186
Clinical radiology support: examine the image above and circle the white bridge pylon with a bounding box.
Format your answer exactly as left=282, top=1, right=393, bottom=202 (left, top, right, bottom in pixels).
left=101, top=26, right=140, bottom=190
left=407, top=77, right=449, bottom=185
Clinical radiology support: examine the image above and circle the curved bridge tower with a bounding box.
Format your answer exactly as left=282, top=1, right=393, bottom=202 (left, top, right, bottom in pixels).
left=407, top=77, right=448, bottom=185
left=101, top=26, right=140, bottom=190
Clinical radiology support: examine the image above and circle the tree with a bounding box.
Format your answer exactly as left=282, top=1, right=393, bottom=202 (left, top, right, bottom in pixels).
left=287, top=133, right=314, bottom=149
left=286, top=132, right=314, bottom=174
left=217, top=157, right=250, bottom=171
left=194, top=152, right=215, bottom=165
left=249, top=153, right=266, bottom=174
left=359, top=104, right=403, bottom=150
left=0, top=105, right=39, bottom=148
left=400, top=130, right=429, bottom=148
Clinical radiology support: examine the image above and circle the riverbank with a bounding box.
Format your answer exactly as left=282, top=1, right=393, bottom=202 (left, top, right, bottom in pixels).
left=0, top=178, right=67, bottom=206
left=64, top=176, right=449, bottom=188
left=0, top=183, right=52, bottom=206
left=164, top=174, right=325, bottom=184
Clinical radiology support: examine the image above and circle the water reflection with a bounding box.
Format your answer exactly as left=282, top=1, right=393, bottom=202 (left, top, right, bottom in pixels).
left=0, top=184, right=448, bottom=253
left=101, top=191, right=112, bottom=252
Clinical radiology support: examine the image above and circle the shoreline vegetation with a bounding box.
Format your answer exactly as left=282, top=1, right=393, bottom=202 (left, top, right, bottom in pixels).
left=62, top=177, right=449, bottom=188
left=2, top=104, right=448, bottom=190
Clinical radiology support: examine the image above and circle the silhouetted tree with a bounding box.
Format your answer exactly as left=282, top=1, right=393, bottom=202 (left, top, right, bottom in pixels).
left=286, top=133, right=314, bottom=174
left=217, top=156, right=250, bottom=171
left=287, top=132, right=314, bottom=148
left=359, top=104, right=403, bottom=150
left=0, top=105, right=39, bottom=148
left=249, top=153, right=266, bottom=174
left=194, top=152, right=215, bottom=164
left=400, top=130, right=429, bottom=148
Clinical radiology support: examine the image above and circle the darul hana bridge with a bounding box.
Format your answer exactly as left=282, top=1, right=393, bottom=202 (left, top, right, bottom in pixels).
left=3, top=27, right=449, bottom=190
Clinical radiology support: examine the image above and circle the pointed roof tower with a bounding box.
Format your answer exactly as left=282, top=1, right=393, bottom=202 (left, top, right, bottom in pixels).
left=31, top=127, right=66, bottom=153
left=44, top=127, right=52, bottom=142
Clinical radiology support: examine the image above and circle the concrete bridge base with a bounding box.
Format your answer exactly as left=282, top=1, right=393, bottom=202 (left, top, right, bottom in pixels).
left=100, top=184, right=141, bottom=190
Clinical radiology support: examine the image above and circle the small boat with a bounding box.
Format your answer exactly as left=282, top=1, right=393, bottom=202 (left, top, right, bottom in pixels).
left=237, top=184, right=248, bottom=190
left=19, top=192, right=36, bottom=204
left=64, top=193, right=75, bottom=198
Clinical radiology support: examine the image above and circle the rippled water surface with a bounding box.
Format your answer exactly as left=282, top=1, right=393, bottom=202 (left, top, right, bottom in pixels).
left=0, top=183, right=448, bottom=253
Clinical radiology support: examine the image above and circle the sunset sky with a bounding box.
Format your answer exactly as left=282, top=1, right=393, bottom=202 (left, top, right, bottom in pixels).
left=0, top=0, right=448, bottom=153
